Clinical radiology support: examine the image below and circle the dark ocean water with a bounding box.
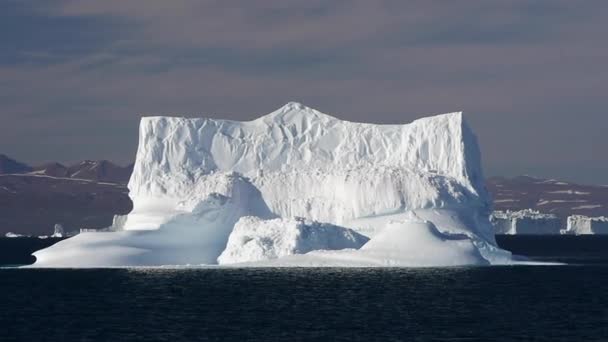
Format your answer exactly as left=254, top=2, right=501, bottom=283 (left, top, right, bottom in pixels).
left=1, top=236, right=608, bottom=341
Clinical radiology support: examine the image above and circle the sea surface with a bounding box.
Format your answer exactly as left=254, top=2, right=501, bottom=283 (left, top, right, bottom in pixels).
left=1, top=236, right=607, bottom=341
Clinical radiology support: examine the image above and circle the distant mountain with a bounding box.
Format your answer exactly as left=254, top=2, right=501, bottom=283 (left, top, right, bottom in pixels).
left=0, top=155, right=133, bottom=235
left=0, top=155, right=133, bottom=184
left=486, top=175, right=608, bottom=219
left=66, top=160, right=133, bottom=184
left=31, top=162, right=69, bottom=178
left=0, top=154, right=32, bottom=174
left=0, top=174, right=132, bottom=235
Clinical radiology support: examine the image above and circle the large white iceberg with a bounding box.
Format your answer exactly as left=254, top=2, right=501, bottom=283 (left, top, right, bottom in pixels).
left=32, top=102, right=512, bottom=267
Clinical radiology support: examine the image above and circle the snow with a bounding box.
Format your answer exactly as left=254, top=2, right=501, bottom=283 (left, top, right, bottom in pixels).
left=0, top=173, right=121, bottom=186
left=571, top=204, right=602, bottom=210
left=31, top=102, right=512, bottom=267
left=547, top=190, right=590, bottom=195
left=537, top=199, right=587, bottom=206
left=564, top=215, right=608, bottom=235
left=491, top=209, right=561, bottom=235
left=217, top=216, right=369, bottom=264
left=537, top=179, right=570, bottom=185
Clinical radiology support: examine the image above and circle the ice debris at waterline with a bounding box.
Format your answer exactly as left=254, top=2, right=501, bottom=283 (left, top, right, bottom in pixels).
left=32, top=102, right=513, bottom=267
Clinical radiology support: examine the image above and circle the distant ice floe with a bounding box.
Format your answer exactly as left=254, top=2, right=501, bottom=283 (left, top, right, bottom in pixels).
left=563, top=215, right=608, bottom=235
left=491, top=210, right=561, bottom=235
left=490, top=209, right=608, bottom=236
left=5, top=232, right=27, bottom=238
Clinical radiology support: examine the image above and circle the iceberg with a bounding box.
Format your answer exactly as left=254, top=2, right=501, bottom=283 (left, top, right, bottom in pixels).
left=564, top=215, right=608, bottom=235
left=490, top=209, right=562, bottom=235
left=51, top=224, right=65, bottom=238
left=32, top=102, right=512, bottom=267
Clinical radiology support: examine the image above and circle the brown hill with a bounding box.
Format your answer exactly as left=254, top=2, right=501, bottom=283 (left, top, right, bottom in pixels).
left=486, top=175, right=608, bottom=219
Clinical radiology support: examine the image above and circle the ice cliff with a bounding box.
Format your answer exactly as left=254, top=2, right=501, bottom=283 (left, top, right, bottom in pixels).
left=32, top=102, right=512, bottom=267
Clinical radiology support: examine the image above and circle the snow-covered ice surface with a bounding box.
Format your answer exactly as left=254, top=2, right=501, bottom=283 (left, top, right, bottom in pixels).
left=231, top=213, right=497, bottom=267
left=218, top=217, right=369, bottom=264
left=32, top=102, right=514, bottom=267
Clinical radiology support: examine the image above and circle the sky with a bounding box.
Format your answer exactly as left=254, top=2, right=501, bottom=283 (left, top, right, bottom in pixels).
left=1, top=0, right=607, bottom=184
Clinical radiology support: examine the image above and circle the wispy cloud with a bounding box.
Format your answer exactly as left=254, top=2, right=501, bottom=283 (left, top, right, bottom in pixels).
left=1, top=0, right=608, bottom=182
